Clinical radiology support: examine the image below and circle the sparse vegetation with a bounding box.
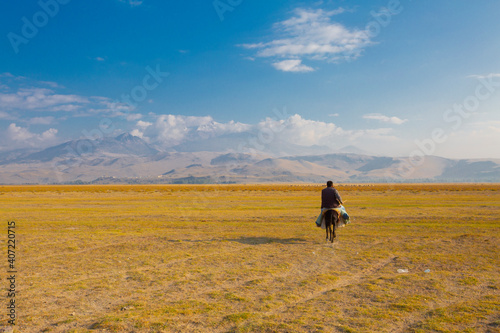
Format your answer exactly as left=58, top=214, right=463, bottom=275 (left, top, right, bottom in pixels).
left=1, top=184, right=499, bottom=332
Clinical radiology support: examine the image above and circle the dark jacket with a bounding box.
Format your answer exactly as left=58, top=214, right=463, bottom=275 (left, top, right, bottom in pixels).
left=321, top=187, right=342, bottom=208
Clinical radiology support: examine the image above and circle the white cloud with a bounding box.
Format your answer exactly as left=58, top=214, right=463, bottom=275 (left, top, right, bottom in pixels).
left=28, top=116, right=56, bottom=125
left=88, top=98, right=135, bottom=116
left=363, top=113, right=408, bottom=125
left=40, top=128, right=58, bottom=140
left=131, top=120, right=153, bottom=139
left=255, top=114, right=405, bottom=155
left=5, top=123, right=58, bottom=148
left=197, top=119, right=250, bottom=138
left=257, top=114, right=346, bottom=146
left=136, top=120, right=152, bottom=129
left=8, top=123, right=35, bottom=141
left=240, top=8, right=373, bottom=71
left=467, top=73, right=500, bottom=79
left=0, top=74, right=139, bottom=128
left=154, top=115, right=197, bottom=145
left=136, top=114, right=251, bottom=147
left=119, top=0, right=143, bottom=7
left=126, top=113, right=142, bottom=121
left=50, top=104, right=84, bottom=112
left=38, top=81, right=61, bottom=88
left=0, top=88, right=88, bottom=111
left=130, top=129, right=144, bottom=138
left=272, top=59, right=314, bottom=73
left=131, top=113, right=402, bottom=154
left=0, top=75, right=88, bottom=114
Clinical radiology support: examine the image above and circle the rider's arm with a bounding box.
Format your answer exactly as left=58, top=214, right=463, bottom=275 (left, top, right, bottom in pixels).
left=335, top=189, right=343, bottom=205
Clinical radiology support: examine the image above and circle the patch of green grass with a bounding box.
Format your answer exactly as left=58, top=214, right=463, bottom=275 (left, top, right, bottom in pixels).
left=229, top=321, right=295, bottom=333
left=224, top=292, right=248, bottom=302
left=338, top=325, right=358, bottom=333
left=89, top=316, right=125, bottom=332
left=459, top=276, right=479, bottom=285
left=223, top=312, right=253, bottom=323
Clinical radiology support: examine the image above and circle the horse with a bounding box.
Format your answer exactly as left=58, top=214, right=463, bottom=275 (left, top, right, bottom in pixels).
left=324, top=209, right=340, bottom=243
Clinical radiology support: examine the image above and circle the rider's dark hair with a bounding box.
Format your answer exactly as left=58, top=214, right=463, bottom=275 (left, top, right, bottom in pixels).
left=327, top=180, right=333, bottom=187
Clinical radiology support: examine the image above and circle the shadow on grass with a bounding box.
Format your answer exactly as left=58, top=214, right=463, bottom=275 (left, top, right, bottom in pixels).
left=164, top=237, right=308, bottom=244
left=165, top=238, right=220, bottom=243
left=227, top=237, right=307, bottom=245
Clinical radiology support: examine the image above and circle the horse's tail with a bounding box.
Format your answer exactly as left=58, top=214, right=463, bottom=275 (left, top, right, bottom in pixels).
left=324, top=209, right=333, bottom=228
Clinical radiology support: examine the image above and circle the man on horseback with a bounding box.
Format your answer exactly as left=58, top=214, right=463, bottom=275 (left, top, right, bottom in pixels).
left=315, top=181, right=350, bottom=241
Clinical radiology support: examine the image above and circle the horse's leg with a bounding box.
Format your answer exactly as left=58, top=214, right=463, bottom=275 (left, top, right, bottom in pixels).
left=325, top=210, right=332, bottom=242
left=329, top=211, right=334, bottom=242
left=325, top=211, right=329, bottom=241
left=330, top=221, right=334, bottom=243
left=332, top=212, right=338, bottom=240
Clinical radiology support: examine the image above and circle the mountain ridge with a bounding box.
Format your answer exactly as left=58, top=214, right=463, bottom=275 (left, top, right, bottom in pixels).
left=0, top=134, right=499, bottom=184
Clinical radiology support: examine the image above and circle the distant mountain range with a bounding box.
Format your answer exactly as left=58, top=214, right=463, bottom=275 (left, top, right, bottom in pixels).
left=0, top=134, right=499, bottom=184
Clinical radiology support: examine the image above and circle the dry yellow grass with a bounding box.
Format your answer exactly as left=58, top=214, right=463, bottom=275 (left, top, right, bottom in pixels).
left=1, top=184, right=499, bottom=332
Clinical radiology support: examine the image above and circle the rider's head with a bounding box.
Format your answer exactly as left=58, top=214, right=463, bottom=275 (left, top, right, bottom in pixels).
left=327, top=180, right=333, bottom=187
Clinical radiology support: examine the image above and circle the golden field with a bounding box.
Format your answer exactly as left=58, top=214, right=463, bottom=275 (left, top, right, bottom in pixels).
left=1, top=184, right=499, bottom=332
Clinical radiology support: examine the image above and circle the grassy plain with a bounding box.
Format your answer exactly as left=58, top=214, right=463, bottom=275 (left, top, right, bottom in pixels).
left=1, top=184, right=499, bottom=332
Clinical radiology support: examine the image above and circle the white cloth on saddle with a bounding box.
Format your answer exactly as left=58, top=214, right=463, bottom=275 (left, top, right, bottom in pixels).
left=315, top=206, right=350, bottom=230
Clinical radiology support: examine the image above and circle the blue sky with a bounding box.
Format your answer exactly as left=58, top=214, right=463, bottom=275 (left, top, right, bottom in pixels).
left=1, top=0, right=499, bottom=158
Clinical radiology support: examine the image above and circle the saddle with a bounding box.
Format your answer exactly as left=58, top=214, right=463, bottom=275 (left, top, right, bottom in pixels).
left=323, top=208, right=341, bottom=219
left=315, top=206, right=350, bottom=228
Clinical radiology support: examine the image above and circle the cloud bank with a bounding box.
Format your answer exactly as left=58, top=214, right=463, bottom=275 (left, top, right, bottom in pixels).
left=130, top=113, right=404, bottom=156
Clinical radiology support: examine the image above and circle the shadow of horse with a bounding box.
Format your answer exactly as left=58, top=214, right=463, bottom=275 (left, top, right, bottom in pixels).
left=227, top=237, right=307, bottom=245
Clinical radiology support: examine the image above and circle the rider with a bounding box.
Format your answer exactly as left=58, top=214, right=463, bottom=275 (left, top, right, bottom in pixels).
left=321, top=180, right=343, bottom=209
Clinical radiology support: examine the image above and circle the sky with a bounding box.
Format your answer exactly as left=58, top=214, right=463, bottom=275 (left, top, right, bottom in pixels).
left=1, top=0, right=499, bottom=158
